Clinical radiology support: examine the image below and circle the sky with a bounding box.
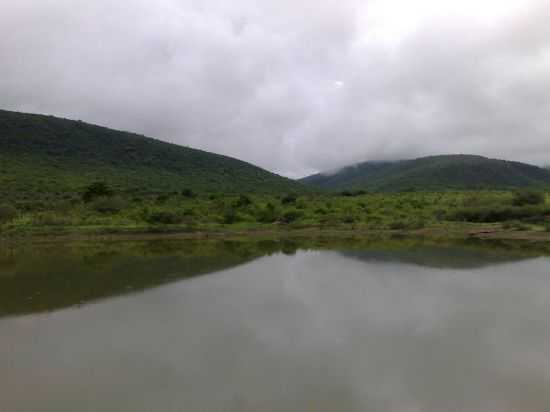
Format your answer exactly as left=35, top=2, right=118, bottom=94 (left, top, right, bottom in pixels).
left=1, top=0, right=550, bottom=177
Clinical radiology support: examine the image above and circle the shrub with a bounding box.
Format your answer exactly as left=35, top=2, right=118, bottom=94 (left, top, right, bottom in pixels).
left=257, top=203, right=279, bottom=223
left=341, top=190, right=366, bottom=197
left=502, top=220, right=530, bottom=231
left=233, top=194, right=252, bottom=208
left=156, top=194, right=170, bottom=203
left=32, top=212, right=73, bottom=226
left=282, top=209, right=302, bottom=224
left=342, top=215, right=356, bottom=224
left=0, top=204, right=18, bottom=224
left=181, top=188, right=196, bottom=198
left=512, top=190, right=545, bottom=206
left=281, top=194, right=297, bottom=204
left=92, top=196, right=128, bottom=214
left=223, top=207, right=240, bottom=224
left=145, top=210, right=184, bottom=225
left=450, top=205, right=549, bottom=223
left=82, top=182, right=113, bottom=203
left=389, top=221, right=407, bottom=230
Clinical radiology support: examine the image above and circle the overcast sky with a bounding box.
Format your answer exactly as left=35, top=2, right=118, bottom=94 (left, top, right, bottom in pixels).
left=1, top=0, right=550, bottom=177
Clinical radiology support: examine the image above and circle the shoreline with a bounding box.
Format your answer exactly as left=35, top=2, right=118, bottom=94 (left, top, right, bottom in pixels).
left=2, top=223, right=550, bottom=245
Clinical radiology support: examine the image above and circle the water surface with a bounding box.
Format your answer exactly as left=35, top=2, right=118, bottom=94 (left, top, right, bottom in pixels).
left=1, top=238, right=550, bottom=411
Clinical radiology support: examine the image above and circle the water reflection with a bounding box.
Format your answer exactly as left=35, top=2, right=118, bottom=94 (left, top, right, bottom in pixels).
left=1, top=238, right=550, bottom=411
left=0, top=237, right=548, bottom=318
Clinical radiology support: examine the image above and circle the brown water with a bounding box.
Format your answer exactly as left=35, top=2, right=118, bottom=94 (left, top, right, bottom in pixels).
left=1, top=239, right=550, bottom=411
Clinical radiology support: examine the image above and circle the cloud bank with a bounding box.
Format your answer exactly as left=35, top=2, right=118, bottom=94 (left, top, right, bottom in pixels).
left=1, top=0, right=550, bottom=177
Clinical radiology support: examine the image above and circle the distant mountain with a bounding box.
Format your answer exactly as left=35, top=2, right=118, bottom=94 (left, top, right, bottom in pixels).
left=300, top=155, right=550, bottom=191
left=0, top=109, right=304, bottom=199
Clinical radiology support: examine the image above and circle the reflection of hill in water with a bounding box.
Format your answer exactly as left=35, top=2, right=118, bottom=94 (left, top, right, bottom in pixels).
left=1, top=237, right=548, bottom=317
left=339, top=246, right=533, bottom=269
left=0, top=240, right=283, bottom=318
left=279, top=236, right=550, bottom=269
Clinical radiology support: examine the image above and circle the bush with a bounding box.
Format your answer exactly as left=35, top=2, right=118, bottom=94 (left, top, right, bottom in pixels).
left=257, top=202, right=279, bottom=223
left=340, top=190, right=366, bottom=197
left=342, top=215, right=356, bottom=224
left=512, top=190, right=545, bottom=206
left=82, top=182, right=113, bottom=203
left=32, top=212, right=73, bottom=226
left=281, top=194, right=297, bottom=205
left=450, top=205, right=549, bottom=223
left=181, top=188, right=196, bottom=198
left=282, top=209, right=302, bottom=224
left=223, top=207, right=240, bottom=224
left=389, top=221, right=407, bottom=230
left=145, top=210, right=184, bottom=225
left=502, top=220, right=530, bottom=231
left=92, top=196, right=128, bottom=214
left=233, top=194, right=252, bottom=208
left=0, top=204, right=18, bottom=223
left=156, top=194, right=170, bottom=204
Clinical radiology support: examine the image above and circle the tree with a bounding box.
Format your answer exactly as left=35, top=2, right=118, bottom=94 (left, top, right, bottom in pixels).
left=82, top=182, right=113, bottom=203
left=0, top=204, right=18, bottom=224
left=512, top=190, right=545, bottom=206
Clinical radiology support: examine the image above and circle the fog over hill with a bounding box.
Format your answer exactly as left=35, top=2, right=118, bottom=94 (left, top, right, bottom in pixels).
left=300, top=155, right=550, bottom=191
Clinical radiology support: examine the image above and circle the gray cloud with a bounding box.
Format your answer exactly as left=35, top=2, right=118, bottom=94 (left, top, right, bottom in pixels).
left=1, top=0, right=549, bottom=177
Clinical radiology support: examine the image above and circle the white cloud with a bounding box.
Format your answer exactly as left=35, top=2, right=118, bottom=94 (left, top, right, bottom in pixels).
left=1, top=0, right=549, bottom=177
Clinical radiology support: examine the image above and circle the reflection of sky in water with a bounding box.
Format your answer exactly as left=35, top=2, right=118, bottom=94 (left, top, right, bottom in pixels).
left=2, top=251, right=550, bottom=411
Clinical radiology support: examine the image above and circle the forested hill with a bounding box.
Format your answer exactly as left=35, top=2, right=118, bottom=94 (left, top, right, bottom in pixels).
left=300, top=155, right=550, bottom=192
left=0, top=109, right=303, bottom=199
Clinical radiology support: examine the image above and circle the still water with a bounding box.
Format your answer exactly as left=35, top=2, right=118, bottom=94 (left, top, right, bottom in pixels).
left=1, top=238, right=550, bottom=411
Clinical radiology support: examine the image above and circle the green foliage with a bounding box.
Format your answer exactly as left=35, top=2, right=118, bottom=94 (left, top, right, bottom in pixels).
left=32, top=212, right=73, bottom=226
left=223, top=207, right=240, bottom=224
left=180, top=188, right=196, bottom=198
left=83, top=182, right=113, bottom=203
left=233, top=194, right=252, bottom=208
left=144, top=210, right=184, bottom=225
left=512, top=190, right=545, bottom=206
left=3, top=189, right=550, bottom=235
left=450, top=205, right=549, bottom=223
left=0, top=109, right=304, bottom=201
left=502, top=221, right=530, bottom=231
left=389, top=221, right=408, bottom=230
left=340, top=190, right=367, bottom=197
left=282, top=209, right=302, bottom=224
left=281, top=194, right=297, bottom=204
left=91, top=196, right=128, bottom=214
left=0, top=204, right=18, bottom=223
left=257, top=202, right=279, bottom=223
left=301, top=155, right=550, bottom=192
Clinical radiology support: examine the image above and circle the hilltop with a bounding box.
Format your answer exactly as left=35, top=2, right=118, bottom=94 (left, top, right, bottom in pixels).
left=0, top=109, right=303, bottom=199
left=300, top=155, right=550, bottom=192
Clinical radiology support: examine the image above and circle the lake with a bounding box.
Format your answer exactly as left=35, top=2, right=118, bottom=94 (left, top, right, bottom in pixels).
left=1, top=237, right=550, bottom=411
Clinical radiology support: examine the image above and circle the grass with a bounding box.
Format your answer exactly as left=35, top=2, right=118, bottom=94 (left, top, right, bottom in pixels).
left=2, top=189, right=549, bottom=241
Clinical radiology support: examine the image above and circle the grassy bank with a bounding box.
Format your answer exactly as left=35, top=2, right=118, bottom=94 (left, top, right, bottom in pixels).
left=2, top=189, right=550, bottom=242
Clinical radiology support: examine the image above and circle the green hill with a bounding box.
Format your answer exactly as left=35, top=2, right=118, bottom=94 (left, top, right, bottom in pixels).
left=0, top=109, right=303, bottom=200
left=300, top=155, right=550, bottom=192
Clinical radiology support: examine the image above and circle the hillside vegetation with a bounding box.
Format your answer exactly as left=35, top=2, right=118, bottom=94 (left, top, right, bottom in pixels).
left=0, top=109, right=303, bottom=200
left=301, top=155, right=550, bottom=192
left=1, top=189, right=549, bottom=238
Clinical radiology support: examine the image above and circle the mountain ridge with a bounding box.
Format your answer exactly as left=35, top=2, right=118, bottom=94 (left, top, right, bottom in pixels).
left=300, top=154, right=550, bottom=191
left=0, top=109, right=304, bottom=199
